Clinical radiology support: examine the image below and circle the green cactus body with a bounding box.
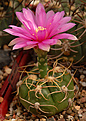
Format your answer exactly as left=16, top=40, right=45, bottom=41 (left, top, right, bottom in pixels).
left=19, top=49, right=74, bottom=117
left=76, top=20, right=86, bottom=63
left=49, top=22, right=86, bottom=64
left=48, top=1, right=86, bottom=64
left=19, top=68, right=74, bottom=116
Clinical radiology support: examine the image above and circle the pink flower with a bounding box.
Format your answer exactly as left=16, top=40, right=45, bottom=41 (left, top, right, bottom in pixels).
left=4, top=3, right=77, bottom=51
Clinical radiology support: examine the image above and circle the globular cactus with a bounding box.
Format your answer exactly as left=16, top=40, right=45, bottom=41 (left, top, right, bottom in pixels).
left=18, top=50, right=74, bottom=117
left=48, top=0, right=86, bottom=64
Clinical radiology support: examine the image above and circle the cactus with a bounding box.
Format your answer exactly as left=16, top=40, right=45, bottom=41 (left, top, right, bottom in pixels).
left=4, top=1, right=78, bottom=117
left=48, top=1, right=86, bottom=64
left=18, top=49, right=74, bottom=117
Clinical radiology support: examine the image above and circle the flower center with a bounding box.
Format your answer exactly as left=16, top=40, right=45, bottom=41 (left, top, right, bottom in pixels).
left=34, top=26, right=47, bottom=41
left=35, top=26, right=46, bottom=33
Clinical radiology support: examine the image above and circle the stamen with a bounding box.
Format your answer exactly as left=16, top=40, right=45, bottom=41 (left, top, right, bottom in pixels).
left=35, top=26, right=46, bottom=33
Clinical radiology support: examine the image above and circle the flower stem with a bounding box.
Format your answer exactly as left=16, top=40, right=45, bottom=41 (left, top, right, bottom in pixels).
left=34, top=48, right=47, bottom=78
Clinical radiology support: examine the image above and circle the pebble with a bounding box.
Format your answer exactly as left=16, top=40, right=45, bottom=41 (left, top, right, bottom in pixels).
left=84, top=103, right=86, bottom=107
left=78, top=113, right=82, bottom=118
left=23, top=112, right=28, bottom=117
left=74, top=114, right=79, bottom=120
left=80, top=81, right=86, bottom=87
left=66, top=109, right=73, bottom=114
left=29, top=119, right=34, bottom=121
left=83, top=108, right=86, bottom=112
left=74, top=106, right=80, bottom=110
left=80, top=104, right=84, bottom=108
left=19, top=115, right=24, bottom=119
left=73, top=108, right=78, bottom=113
left=80, top=97, right=86, bottom=103
left=0, top=96, right=3, bottom=103
left=80, top=112, right=86, bottom=121
left=16, top=106, right=23, bottom=116
left=77, top=99, right=80, bottom=104
left=81, top=90, right=86, bottom=96
left=40, top=118, right=46, bottom=121
left=5, top=113, right=10, bottom=117
left=80, top=118, right=86, bottom=121
left=35, top=119, right=39, bottom=121
left=3, top=72, right=8, bottom=78
left=83, top=70, right=86, bottom=74
left=62, top=111, right=66, bottom=115
left=13, top=114, right=16, bottom=119
left=70, top=113, right=75, bottom=116
left=0, top=70, right=3, bottom=75
left=67, top=115, right=74, bottom=120
left=12, top=119, right=16, bottom=121
left=4, top=66, right=12, bottom=74
left=80, top=74, right=85, bottom=79
left=54, top=114, right=59, bottom=119
left=60, top=114, right=63, bottom=119
left=47, top=116, right=56, bottom=121
left=64, top=114, right=68, bottom=119
left=78, top=69, right=83, bottom=73
left=58, top=118, right=65, bottom=121
left=78, top=109, right=83, bottom=114
left=1, top=80, right=4, bottom=84
left=0, top=75, right=3, bottom=80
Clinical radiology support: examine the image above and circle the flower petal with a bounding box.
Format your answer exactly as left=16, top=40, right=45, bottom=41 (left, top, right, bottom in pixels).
left=38, top=43, right=50, bottom=52
left=13, top=42, right=27, bottom=50
left=46, top=10, right=55, bottom=20
left=27, top=41, right=38, bottom=45
left=4, top=29, right=29, bottom=39
left=58, top=23, right=76, bottom=33
left=46, top=11, right=55, bottom=29
left=23, top=8, right=37, bottom=29
left=16, top=12, right=25, bottom=24
left=4, top=25, right=36, bottom=40
left=53, top=11, right=65, bottom=23
left=16, top=12, right=34, bottom=30
left=23, top=44, right=37, bottom=50
left=47, top=11, right=65, bottom=38
left=59, top=17, right=71, bottom=25
left=35, top=3, right=46, bottom=27
left=9, top=37, right=38, bottom=46
left=9, top=25, right=36, bottom=39
left=8, top=38, right=25, bottom=46
left=42, top=39, right=60, bottom=45
left=53, top=33, right=78, bottom=40
left=49, top=23, right=76, bottom=38
left=36, top=3, right=45, bottom=16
